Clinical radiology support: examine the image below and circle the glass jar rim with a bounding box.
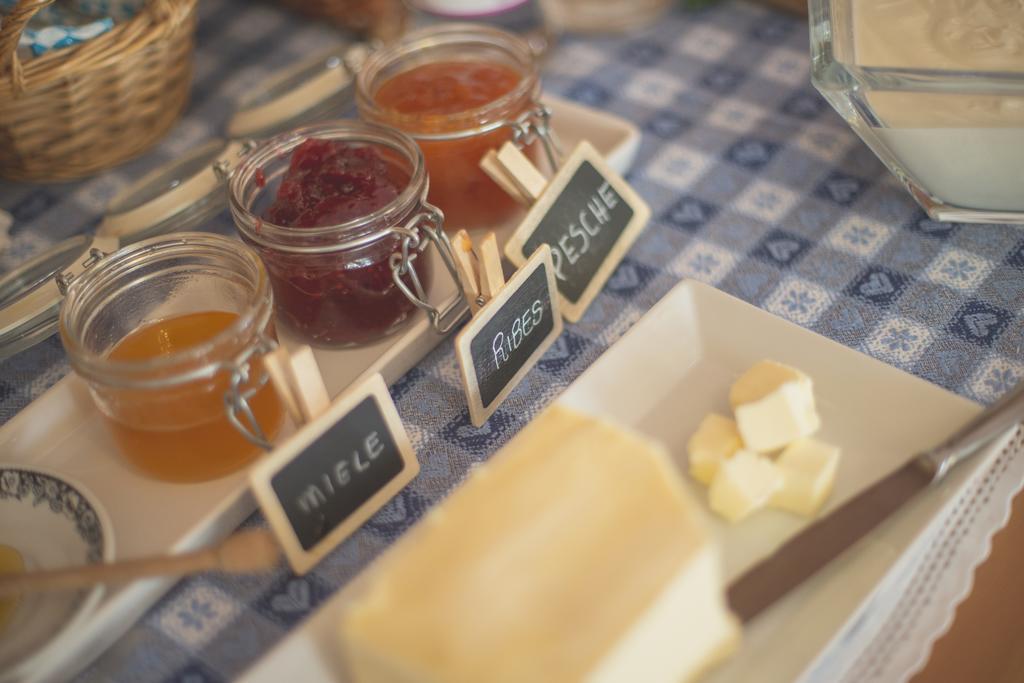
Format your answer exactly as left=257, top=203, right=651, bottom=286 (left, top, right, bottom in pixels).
left=59, top=233, right=273, bottom=387
left=355, top=23, right=540, bottom=136
left=228, top=120, right=429, bottom=254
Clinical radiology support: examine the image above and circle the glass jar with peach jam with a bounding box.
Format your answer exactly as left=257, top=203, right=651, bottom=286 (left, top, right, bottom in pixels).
left=59, top=233, right=286, bottom=483
left=229, top=121, right=465, bottom=348
left=356, top=24, right=557, bottom=231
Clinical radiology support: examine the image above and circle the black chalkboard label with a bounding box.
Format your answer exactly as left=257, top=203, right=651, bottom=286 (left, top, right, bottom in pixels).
left=504, top=141, right=651, bottom=323
left=250, top=373, right=418, bottom=575
left=523, top=161, right=633, bottom=303
left=456, top=246, right=563, bottom=427
left=270, top=395, right=402, bottom=551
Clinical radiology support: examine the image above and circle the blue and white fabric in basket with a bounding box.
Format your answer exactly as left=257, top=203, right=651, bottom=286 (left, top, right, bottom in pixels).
left=0, top=0, right=141, bottom=57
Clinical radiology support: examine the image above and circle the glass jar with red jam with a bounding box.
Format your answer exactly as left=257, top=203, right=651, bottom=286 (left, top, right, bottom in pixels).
left=229, top=121, right=449, bottom=348
left=356, top=24, right=546, bottom=231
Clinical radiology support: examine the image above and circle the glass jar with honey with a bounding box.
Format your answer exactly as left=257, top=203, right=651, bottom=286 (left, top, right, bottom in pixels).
left=59, top=233, right=286, bottom=483
left=229, top=121, right=465, bottom=349
left=356, top=24, right=557, bottom=231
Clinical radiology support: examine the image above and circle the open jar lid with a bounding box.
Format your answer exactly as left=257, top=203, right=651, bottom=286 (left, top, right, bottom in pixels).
left=0, top=42, right=368, bottom=360
left=0, top=234, right=119, bottom=360
left=97, top=139, right=251, bottom=243
left=0, top=140, right=244, bottom=360
left=0, top=138, right=246, bottom=359
left=227, top=43, right=369, bottom=140
left=97, top=43, right=367, bottom=245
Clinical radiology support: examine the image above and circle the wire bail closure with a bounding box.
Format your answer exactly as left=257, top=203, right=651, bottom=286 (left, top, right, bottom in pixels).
left=404, top=102, right=562, bottom=173
left=389, top=200, right=471, bottom=335
left=222, top=332, right=279, bottom=450
left=212, top=140, right=259, bottom=182
left=384, top=105, right=560, bottom=335
left=55, top=247, right=110, bottom=296
left=508, top=104, right=561, bottom=173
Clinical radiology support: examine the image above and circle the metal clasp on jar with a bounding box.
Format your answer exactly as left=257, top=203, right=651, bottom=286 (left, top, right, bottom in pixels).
left=54, top=246, right=110, bottom=295
left=388, top=200, right=470, bottom=335
left=218, top=332, right=279, bottom=450
left=212, top=140, right=260, bottom=183
left=409, top=101, right=563, bottom=173
left=505, top=104, right=561, bottom=172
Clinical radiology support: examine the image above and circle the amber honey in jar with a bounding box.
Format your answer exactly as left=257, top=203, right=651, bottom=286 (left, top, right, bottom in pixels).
left=229, top=121, right=461, bottom=348
left=356, top=24, right=544, bottom=230
left=59, top=234, right=285, bottom=483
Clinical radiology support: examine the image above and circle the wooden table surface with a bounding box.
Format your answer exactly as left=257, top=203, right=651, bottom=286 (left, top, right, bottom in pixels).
left=911, top=488, right=1024, bottom=683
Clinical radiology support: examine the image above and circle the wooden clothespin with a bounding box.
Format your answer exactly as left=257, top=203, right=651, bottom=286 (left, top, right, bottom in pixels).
left=480, top=143, right=549, bottom=205
left=451, top=230, right=506, bottom=315
left=264, top=345, right=331, bottom=425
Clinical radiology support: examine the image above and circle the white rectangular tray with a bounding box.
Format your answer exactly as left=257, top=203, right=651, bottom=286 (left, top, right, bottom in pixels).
left=237, top=280, right=1010, bottom=683
left=0, top=95, right=641, bottom=683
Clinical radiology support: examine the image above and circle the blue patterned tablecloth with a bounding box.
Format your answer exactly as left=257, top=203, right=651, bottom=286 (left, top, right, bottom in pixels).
left=2, top=1, right=1023, bottom=681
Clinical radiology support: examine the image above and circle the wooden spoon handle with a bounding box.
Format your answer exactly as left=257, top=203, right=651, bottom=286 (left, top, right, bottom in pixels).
left=0, top=548, right=218, bottom=598
left=0, top=528, right=280, bottom=598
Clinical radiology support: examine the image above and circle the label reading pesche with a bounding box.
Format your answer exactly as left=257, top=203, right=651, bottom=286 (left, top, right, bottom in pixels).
left=250, top=373, right=418, bottom=575
left=504, top=141, right=651, bottom=323
left=456, top=245, right=563, bottom=427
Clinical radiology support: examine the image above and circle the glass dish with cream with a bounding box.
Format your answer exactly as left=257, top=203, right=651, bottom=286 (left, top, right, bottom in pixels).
left=810, top=0, right=1024, bottom=223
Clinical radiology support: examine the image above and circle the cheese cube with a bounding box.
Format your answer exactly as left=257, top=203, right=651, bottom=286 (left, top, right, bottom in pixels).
left=340, top=405, right=740, bottom=683
left=729, top=359, right=812, bottom=408
left=771, top=438, right=840, bottom=517
left=730, top=361, right=820, bottom=452
left=708, top=450, right=783, bottom=523
left=687, top=413, right=742, bottom=485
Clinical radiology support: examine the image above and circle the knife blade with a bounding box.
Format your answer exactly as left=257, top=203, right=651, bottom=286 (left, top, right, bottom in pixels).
left=727, top=378, right=1024, bottom=623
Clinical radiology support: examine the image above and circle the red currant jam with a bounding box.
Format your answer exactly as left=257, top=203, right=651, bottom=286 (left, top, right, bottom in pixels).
left=266, top=139, right=407, bottom=228
left=255, top=139, right=432, bottom=347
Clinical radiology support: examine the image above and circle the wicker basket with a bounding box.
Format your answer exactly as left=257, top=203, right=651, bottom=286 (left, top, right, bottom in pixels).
left=277, top=0, right=406, bottom=41
left=0, top=0, right=197, bottom=182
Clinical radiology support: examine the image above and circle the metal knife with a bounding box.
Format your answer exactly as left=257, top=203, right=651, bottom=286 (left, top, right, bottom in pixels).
left=727, top=378, right=1024, bottom=623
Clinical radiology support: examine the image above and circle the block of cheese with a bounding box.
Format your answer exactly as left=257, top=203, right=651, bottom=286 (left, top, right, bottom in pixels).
left=340, top=404, right=740, bottom=683
left=708, top=450, right=783, bottom=523
left=730, top=360, right=819, bottom=452
left=687, top=413, right=742, bottom=485
left=771, top=438, right=840, bottom=517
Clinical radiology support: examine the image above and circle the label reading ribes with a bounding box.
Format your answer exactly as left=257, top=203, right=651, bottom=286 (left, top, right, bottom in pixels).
left=456, top=245, right=562, bottom=426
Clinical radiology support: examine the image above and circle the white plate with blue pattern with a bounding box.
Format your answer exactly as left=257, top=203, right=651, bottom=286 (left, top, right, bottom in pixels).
left=0, top=466, right=114, bottom=683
